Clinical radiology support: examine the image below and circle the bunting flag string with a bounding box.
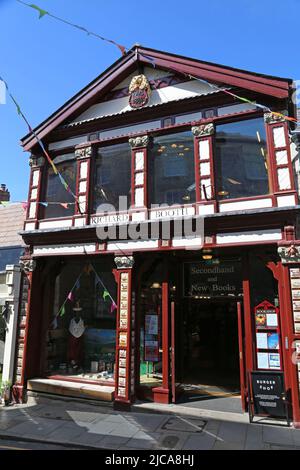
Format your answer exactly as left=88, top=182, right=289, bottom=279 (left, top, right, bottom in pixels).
left=138, top=52, right=300, bottom=127
left=0, top=200, right=76, bottom=209
left=0, top=73, right=80, bottom=209
left=54, top=272, right=83, bottom=322
left=89, top=263, right=116, bottom=305
left=16, top=0, right=127, bottom=56
left=52, top=264, right=117, bottom=327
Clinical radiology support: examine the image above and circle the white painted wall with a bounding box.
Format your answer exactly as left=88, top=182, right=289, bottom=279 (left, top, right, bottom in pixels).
left=0, top=265, right=22, bottom=384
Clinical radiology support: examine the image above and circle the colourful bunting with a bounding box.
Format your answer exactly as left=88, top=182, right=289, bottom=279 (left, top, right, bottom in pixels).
left=21, top=202, right=29, bottom=211
left=0, top=201, right=9, bottom=207
left=103, top=290, right=110, bottom=301
left=67, top=291, right=74, bottom=302
left=28, top=3, right=49, bottom=19
left=17, top=0, right=127, bottom=56
left=60, top=203, right=69, bottom=209
left=59, top=304, right=66, bottom=317
left=110, top=301, right=117, bottom=313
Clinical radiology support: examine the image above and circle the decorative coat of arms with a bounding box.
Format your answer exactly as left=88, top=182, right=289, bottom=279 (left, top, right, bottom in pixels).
left=129, top=74, right=151, bottom=109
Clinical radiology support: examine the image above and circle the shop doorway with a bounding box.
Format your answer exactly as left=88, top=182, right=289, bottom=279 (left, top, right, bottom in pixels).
left=174, top=298, right=242, bottom=407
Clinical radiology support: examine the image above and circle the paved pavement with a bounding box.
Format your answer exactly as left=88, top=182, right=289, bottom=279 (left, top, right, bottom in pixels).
left=0, top=398, right=300, bottom=450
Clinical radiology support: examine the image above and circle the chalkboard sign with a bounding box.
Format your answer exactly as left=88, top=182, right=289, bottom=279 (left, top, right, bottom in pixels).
left=249, top=371, right=289, bottom=423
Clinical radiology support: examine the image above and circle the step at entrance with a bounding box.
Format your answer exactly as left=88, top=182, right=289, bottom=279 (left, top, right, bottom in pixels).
left=27, top=378, right=114, bottom=402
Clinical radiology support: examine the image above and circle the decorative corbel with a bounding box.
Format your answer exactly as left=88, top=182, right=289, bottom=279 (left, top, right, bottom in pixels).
left=192, top=123, right=214, bottom=137
left=75, top=146, right=93, bottom=159
left=128, top=135, right=149, bottom=149
left=114, top=256, right=134, bottom=270
left=264, top=112, right=286, bottom=124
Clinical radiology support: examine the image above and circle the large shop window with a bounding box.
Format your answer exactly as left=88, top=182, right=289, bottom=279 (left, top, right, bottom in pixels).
left=46, top=259, right=117, bottom=382
left=149, top=131, right=196, bottom=206
left=93, top=143, right=131, bottom=213
left=215, top=118, right=269, bottom=200
left=44, top=154, right=77, bottom=218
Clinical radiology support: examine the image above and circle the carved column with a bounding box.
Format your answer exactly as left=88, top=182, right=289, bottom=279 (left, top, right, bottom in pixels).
left=277, top=243, right=300, bottom=426
left=75, top=145, right=93, bottom=226
left=192, top=123, right=216, bottom=215
left=129, top=135, right=149, bottom=222
left=113, top=256, right=135, bottom=410
left=24, top=155, right=45, bottom=231
left=12, top=257, right=37, bottom=403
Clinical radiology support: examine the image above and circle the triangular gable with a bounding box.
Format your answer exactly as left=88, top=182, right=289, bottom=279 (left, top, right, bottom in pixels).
left=70, top=66, right=224, bottom=124
left=21, top=45, right=293, bottom=152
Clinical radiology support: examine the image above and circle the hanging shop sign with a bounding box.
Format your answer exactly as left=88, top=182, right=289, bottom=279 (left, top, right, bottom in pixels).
left=184, top=260, right=242, bottom=298
left=249, top=371, right=289, bottom=424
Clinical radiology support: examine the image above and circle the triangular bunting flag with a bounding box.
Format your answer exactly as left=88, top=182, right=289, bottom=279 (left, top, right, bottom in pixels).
left=29, top=3, right=49, bottom=19
left=67, top=291, right=74, bottom=302
left=103, top=290, right=110, bottom=301
left=59, top=304, right=66, bottom=317
left=110, top=301, right=117, bottom=313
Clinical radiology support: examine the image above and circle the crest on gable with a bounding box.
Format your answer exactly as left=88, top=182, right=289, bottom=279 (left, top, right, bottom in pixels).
left=128, top=74, right=151, bottom=109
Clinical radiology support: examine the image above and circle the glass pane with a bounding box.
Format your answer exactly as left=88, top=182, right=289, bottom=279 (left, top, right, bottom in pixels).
left=149, top=131, right=195, bottom=205
left=44, top=159, right=77, bottom=218
left=93, top=143, right=131, bottom=212
left=0, top=247, right=24, bottom=271
left=215, top=118, right=269, bottom=200
left=46, top=259, right=117, bottom=381
left=139, top=261, right=164, bottom=388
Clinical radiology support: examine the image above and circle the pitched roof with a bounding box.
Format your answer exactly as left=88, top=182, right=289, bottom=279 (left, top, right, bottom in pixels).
left=20, top=45, right=295, bottom=152
left=0, top=203, right=26, bottom=247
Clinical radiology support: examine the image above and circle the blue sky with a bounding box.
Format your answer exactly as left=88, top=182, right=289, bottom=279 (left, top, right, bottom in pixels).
left=0, top=0, right=299, bottom=201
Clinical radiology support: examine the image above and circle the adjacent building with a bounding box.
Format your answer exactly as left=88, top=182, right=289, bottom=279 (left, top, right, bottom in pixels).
left=13, top=46, right=300, bottom=425
left=0, top=202, right=25, bottom=383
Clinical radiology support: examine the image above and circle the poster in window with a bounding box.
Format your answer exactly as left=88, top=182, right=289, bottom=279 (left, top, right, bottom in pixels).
left=267, top=333, right=279, bottom=350
left=290, top=268, right=300, bottom=278
left=145, top=314, right=158, bottom=335
left=291, top=278, right=300, bottom=288
left=256, top=333, right=268, bottom=349
left=257, top=352, right=269, bottom=369
left=269, top=353, right=281, bottom=369
left=256, top=311, right=267, bottom=328
left=293, top=291, right=300, bottom=301
left=266, top=313, right=278, bottom=327
left=144, top=340, right=159, bottom=362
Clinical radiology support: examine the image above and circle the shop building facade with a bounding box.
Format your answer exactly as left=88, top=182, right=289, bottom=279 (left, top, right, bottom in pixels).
left=13, top=46, right=300, bottom=424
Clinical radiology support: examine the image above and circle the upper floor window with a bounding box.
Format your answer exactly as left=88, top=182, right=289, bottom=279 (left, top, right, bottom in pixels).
left=215, top=118, right=269, bottom=200
left=93, top=143, right=131, bottom=213
left=44, top=154, right=77, bottom=219
left=148, top=131, right=195, bottom=206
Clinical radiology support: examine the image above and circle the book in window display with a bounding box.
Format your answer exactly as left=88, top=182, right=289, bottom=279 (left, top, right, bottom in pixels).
left=254, top=300, right=282, bottom=371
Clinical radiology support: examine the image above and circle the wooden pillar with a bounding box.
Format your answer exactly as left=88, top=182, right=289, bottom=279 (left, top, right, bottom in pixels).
left=277, top=243, right=300, bottom=426
left=242, top=251, right=254, bottom=405
left=74, top=145, right=93, bottom=226
left=192, top=123, right=215, bottom=203
left=129, top=135, right=149, bottom=222
left=23, top=155, right=45, bottom=231
left=12, top=257, right=37, bottom=403
left=113, top=255, right=135, bottom=410
left=153, top=264, right=170, bottom=404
